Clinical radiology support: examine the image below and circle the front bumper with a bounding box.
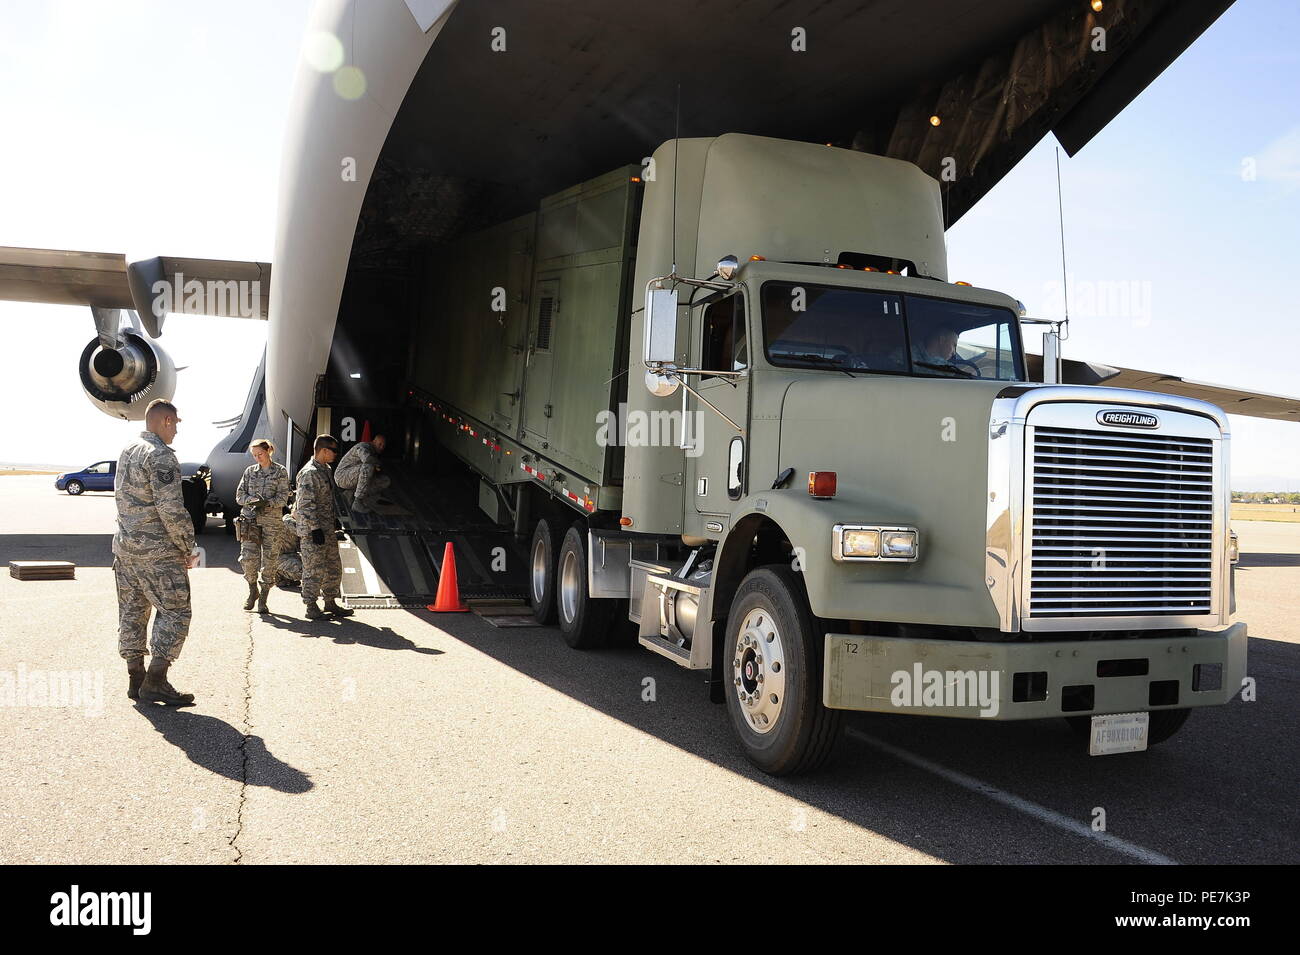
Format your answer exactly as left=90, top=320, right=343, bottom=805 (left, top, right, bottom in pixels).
left=824, top=623, right=1246, bottom=719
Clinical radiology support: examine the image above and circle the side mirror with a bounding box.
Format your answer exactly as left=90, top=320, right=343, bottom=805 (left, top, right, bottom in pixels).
left=1042, top=329, right=1061, bottom=383
left=644, top=287, right=679, bottom=365
left=727, top=437, right=744, bottom=499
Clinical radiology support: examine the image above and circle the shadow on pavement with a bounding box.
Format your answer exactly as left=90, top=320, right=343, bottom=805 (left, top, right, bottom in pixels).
left=0, top=533, right=248, bottom=571
left=406, top=608, right=1300, bottom=865
left=0, top=534, right=116, bottom=567
left=262, top=612, right=444, bottom=655
left=133, top=703, right=313, bottom=794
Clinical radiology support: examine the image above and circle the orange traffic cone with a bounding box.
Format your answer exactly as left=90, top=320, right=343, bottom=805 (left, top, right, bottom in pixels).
left=429, top=541, right=469, bottom=612
left=360, top=420, right=372, bottom=444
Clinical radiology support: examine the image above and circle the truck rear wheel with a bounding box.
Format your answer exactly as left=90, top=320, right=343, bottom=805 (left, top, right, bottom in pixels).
left=529, top=518, right=565, bottom=624
left=556, top=524, right=615, bottom=649
left=724, top=565, right=841, bottom=775
left=1065, top=708, right=1191, bottom=747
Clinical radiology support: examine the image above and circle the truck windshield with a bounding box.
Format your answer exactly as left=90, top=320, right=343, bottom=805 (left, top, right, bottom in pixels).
left=761, top=281, right=1024, bottom=381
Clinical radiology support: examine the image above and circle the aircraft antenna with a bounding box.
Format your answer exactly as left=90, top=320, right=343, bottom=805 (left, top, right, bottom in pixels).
left=1055, top=146, right=1070, bottom=341
left=671, top=83, right=681, bottom=277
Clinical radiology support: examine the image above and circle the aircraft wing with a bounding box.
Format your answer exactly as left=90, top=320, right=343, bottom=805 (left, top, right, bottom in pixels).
left=0, top=245, right=271, bottom=335
left=1025, top=354, right=1300, bottom=423
left=0, top=247, right=135, bottom=309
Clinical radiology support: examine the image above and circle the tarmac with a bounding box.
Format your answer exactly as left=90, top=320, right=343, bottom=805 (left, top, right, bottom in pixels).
left=1, top=474, right=1295, bottom=864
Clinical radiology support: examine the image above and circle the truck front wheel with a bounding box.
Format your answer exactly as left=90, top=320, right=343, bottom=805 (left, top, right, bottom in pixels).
left=724, top=566, right=841, bottom=775
left=556, top=524, right=615, bottom=649
left=529, top=517, right=564, bottom=624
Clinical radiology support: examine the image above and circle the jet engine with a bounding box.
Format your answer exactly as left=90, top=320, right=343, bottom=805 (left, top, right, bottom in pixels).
left=78, top=331, right=177, bottom=420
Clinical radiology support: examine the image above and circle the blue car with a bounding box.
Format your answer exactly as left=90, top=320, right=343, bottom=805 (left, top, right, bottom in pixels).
left=55, top=460, right=116, bottom=495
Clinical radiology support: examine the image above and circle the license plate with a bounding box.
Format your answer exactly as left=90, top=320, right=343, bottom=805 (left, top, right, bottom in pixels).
left=1088, top=712, right=1149, bottom=756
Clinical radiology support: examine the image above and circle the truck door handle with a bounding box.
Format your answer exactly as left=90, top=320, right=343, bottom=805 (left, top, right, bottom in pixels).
left=543, top=403, right=553, bottom=417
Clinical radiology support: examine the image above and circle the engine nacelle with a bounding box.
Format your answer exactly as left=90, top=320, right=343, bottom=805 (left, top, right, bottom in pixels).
left=78, top=332, right=177, bottom=420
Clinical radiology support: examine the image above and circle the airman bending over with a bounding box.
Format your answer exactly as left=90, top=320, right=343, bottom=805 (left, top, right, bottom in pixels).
left=334, top=434, right=390, bottom=513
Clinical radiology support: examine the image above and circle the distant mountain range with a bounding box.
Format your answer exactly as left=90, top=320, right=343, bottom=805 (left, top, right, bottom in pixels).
left=0, top=462, right=76, bottom=473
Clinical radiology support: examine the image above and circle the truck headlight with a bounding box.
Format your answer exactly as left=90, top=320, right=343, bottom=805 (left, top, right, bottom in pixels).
left=881, top=529, right=918, bottom=559
left=832, top=525, right=919, bottom=562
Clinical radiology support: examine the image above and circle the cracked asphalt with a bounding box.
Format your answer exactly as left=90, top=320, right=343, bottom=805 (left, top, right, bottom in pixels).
left=1, top=474, right=1296, bottom=864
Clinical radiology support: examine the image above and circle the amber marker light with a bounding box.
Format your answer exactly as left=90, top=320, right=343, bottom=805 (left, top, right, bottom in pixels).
left=620, top=516, right=634, bottom=527
left=1091, top=0, right=1103, bottom=11
left=954, top=281, right=972, bottom=286
left=750, top=254, right=765, bottom=261
left=808, top=471, right=837, bottom=499
left=929, top=115, right=941, bottom=126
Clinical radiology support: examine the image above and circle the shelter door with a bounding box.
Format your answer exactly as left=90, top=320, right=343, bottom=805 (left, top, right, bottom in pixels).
left=521, top=277, right=560, bottom=444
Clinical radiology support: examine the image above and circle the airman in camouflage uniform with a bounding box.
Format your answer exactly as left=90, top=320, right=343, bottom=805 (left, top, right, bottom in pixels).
left=235, top=438, right=291, bottom=613
left=292, top=434, right=353, bottom=620
left=334, top=434, right=390, bottom=513
left=113, top=399, right=199, bottom=706
left=277, top=547, right=302, bottom=586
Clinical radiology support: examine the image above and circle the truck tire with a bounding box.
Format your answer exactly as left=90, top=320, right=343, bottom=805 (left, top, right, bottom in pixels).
left=529, top=518, right=564, bottom=624
left=556, top=524, right=615, bottom=649
left=723, top=565, right=841, bottom=775
left=1065, top=708, right=1191, bottom=747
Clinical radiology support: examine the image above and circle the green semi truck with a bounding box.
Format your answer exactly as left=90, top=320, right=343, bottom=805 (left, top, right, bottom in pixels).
left=407, top=133, right=1244, bottom=775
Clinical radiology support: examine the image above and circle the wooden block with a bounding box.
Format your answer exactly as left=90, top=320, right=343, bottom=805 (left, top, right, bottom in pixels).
left=9, top=560, right=76, bottom=580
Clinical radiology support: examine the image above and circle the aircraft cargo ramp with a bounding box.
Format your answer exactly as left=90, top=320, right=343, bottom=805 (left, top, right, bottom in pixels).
left=331, top=464, right=528, bottom=609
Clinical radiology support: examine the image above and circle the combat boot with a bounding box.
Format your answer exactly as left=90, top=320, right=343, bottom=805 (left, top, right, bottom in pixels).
left=138, top=658, right=195, bottom=706
left=257, top=582, right=272, bottom=614
left=242, top=579, right=258, bottom=611
left=126, top=655, right=146, bottom=700
left=323, top=598, right=354, bottom=617
left=305, top=600, right=327, bottom=620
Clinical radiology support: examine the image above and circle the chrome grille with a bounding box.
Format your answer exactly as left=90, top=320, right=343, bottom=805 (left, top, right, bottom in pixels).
left=1027, top=425, right=1215, bottom=619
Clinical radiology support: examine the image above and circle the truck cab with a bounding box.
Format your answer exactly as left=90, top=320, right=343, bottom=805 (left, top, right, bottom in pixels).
left=411, top=132, right=1244, bottom=776
left=620, top=135, right=1240, bottom=773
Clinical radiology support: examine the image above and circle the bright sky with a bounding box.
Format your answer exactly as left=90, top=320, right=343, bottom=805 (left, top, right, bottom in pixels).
left=0, top=0, right=311, bottom=466
left=948, top=0, right=1300, bottom=490
left=1, top=0, right=1296, bottom=487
